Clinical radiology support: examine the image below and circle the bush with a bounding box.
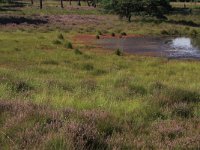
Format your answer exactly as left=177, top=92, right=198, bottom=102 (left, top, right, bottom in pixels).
left=65, top=41, right=73, bottom=49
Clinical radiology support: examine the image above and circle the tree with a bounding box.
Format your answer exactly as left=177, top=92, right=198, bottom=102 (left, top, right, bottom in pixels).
left=61, top=0, right=64, bottom=8
left=78, top=0, right=81, bottom=6
left=40, top=0, right=42, bottom=9
left=101, top=0, right=171, bottom=22
left=143, top=0, right=171, bottom=19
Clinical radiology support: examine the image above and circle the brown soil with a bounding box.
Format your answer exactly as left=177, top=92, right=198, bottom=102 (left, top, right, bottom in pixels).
left=74, top=34, right=143, bottom=44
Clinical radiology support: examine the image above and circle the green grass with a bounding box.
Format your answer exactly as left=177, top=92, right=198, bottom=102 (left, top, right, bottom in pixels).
left=0, top=1, right=100, bottom=15
left=0, top=1, right=200, bottom=149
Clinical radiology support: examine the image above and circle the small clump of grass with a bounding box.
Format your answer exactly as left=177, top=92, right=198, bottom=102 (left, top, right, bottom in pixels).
left=57, top=33, right=64, bottom=40
left=160, top=30, right=169, bottom=35
left=115, top=49, right=123, bottom=56
left=11, top=80, right=34, bottom=93
left=111, top=32, right=115, bottom=37
left=74, top=49, right=83, bottom=55
left=83, top=63, right=94, bottom=71
left=97, top=31, right=102, bottom=35
left=52, top=40, right=62, bottom=45
left=96, top=35, right=100, bottom=39
left=42, top=60, right=59, bottom=65
left=190, top=29, right=198, bottom=37
left=14, top=48, right=21, bottom=51
left=172, top=103, right=194, bottom=118
left=65, top=41, right=73, bottom=49
left=121, top=32, right=127, bottom=36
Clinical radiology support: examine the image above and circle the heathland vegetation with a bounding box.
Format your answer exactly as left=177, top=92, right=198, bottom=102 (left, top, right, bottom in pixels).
left=0, top=0, right=200, bottom=149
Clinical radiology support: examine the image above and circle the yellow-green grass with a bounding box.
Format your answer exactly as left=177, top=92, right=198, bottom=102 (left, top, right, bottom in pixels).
left=0, top=0, right=100, bottom=15
left=0, top=30, right=199, bottom=113
left=0, top=2, right=200, bottom=149
left=171, top=2, right=200, bottom=8
left=0, top=29, right=200, bottom=149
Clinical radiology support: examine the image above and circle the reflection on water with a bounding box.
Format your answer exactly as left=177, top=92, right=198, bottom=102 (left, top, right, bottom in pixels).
left=172, top=38, right=193, bottom=49
left=169, top=37, right=200, bottom=58
left=98, top=36, right=200, bottom=59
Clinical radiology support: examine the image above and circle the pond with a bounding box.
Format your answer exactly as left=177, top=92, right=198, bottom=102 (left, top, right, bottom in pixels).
left=98, top=36, right=200, bottom=59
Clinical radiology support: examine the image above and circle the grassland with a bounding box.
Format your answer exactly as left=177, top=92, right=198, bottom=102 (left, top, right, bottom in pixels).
left=0, top=1, right=200, bottom=149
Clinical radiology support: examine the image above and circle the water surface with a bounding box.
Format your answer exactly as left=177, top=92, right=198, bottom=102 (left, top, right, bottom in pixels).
left=98, top=36, right=200, bottom=59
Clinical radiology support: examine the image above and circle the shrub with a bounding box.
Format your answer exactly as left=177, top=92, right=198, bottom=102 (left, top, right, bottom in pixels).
left=65, top=41, right=73, bottom=49
left=115, top=49, right=123, bottom=56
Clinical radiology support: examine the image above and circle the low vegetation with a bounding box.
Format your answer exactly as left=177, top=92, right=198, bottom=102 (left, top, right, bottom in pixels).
left=0, top=0, right=200, bottom=149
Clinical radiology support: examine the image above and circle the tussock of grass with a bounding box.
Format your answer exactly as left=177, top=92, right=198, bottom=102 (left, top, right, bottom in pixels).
left=115, top=49, right=123, bottom=56
left=57, top=33, right=64, bottom=40
left=96, top=34, right=100, bottom=39
left=74, top=49, right=83, bottom=55
left=65, top=41, right=73, bottom=49
left=52, top=39, right=62, bottom=45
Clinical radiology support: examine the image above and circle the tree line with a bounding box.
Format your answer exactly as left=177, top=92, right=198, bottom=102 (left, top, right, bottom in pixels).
left=0, top=0, right=199, bottom=21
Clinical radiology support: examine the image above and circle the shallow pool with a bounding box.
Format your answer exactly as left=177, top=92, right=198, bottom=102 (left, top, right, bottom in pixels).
left=98, top=36, right=200, bottom=59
